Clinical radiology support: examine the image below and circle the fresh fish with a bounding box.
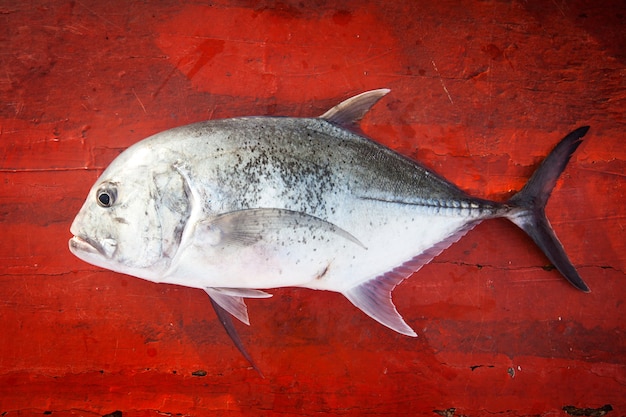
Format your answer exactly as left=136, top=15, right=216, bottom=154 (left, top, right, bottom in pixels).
left=69, top=89, right=590, bottom=370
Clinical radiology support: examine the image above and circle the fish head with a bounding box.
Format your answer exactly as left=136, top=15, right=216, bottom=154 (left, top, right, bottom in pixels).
left=69, top=145, right=190, bottom=281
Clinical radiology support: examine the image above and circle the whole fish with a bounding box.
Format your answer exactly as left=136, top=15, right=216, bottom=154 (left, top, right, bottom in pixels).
left=69, top=90, right=589, bottom=370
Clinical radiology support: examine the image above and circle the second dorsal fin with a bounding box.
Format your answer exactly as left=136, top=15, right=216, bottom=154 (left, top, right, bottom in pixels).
left=319, top=89, right=390, bottom=128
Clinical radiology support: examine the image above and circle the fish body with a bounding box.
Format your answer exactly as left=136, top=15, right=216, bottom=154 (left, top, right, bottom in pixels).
left=69, top=90, right=589, bottom=366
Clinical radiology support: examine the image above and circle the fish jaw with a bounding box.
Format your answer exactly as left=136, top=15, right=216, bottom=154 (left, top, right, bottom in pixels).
left=69, top=213, right=119, bottom=269
left=68, top=233, right=166, bottom=282
left=69, top=235, right=102, bottom=257
left=69, top=211, right=174, bottom=283
left=68, top=235, right=106, bottom=270
left=68, top=234, right=117, bottom=267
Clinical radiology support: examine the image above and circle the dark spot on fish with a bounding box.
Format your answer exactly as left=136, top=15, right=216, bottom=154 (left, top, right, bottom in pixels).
left=542, top=264, right=556, bottom=271
left=102, top=411, right=123, bottom=417
left=192, top=369, right=207, bottom=377
left=315, top=264, right=330, bottom=280
left=114, top=217, right=128, bottom=224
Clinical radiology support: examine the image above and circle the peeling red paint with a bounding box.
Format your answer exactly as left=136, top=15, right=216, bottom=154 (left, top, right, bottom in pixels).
left=0, top=1, right=624, bottom=416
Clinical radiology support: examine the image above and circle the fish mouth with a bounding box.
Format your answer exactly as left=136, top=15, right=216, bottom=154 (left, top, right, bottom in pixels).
left=69, top=235, right=106, bottom=257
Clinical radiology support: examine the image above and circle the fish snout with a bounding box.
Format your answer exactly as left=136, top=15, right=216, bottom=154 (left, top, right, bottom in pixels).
left=69, top=235, right=117, bottom=258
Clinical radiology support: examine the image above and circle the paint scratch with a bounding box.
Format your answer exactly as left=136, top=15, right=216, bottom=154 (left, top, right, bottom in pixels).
left=431, top=60, right=453, bottom=104
left=132, top=88, right=147, bottom=114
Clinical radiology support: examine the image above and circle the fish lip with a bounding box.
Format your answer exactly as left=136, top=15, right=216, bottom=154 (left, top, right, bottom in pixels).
left=69, top=235, right=106, bottom=257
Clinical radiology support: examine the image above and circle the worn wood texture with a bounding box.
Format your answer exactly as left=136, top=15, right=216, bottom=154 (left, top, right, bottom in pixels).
left=0, top=1, right=624, bottom=416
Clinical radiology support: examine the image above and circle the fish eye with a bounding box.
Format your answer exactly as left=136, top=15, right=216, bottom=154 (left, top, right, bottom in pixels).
left=96, top=185, right=117, bottom=208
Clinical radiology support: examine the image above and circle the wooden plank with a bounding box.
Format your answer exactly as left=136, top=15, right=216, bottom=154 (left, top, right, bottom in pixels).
left=0, top=1, right=624, bottom=415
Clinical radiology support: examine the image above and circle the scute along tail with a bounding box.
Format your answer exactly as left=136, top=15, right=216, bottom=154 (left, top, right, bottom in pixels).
left=506, top=126, right=590, bottom=292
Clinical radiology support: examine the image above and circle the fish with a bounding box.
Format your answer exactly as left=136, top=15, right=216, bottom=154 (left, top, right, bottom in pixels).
left=69, top=89, right=590, bottom=371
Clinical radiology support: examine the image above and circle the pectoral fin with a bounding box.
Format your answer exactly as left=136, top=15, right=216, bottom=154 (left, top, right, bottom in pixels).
left=196, top=208, right=365, bottom=249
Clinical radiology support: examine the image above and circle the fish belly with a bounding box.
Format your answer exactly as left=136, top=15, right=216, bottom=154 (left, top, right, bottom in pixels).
left=300, top=204, right=473, bottom=292
left=163, top=200, right=473, bottom=294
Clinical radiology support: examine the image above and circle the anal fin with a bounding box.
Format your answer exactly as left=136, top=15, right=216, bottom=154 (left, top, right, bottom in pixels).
left=343, top=222, right=480, bottom=337
left=344, top=273, right=417, bottom=337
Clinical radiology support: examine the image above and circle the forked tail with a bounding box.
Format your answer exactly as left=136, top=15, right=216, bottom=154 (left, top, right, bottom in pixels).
left=506, top=126, right=590, bottom=292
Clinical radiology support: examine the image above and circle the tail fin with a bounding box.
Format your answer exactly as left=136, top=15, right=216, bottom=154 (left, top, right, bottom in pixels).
left=506, top=126, right=590, bottom=292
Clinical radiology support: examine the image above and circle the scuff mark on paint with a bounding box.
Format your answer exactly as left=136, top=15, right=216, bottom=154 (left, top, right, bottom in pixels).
left=563, top=404, right=613, bottom=417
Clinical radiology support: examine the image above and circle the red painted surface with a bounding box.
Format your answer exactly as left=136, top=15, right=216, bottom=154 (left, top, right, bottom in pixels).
left=1, top=1, right=624, bottom=416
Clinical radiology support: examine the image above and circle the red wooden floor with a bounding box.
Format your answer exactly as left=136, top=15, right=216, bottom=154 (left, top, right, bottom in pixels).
left=1, top=1, right=625, bottom=416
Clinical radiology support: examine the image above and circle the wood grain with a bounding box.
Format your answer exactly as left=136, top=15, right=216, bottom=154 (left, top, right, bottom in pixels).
left=0, top=1, right=624, bottom=415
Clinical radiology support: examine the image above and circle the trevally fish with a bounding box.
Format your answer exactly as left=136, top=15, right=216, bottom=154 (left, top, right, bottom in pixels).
left=69, top=89, right=590, bottom=370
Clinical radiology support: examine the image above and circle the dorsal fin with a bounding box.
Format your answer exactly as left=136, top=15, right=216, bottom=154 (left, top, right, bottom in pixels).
left=319, top=89, right=390, bottom=128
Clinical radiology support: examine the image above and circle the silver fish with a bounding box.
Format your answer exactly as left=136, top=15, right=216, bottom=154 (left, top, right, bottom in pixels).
left=69, top=90, right=589, bottom=370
